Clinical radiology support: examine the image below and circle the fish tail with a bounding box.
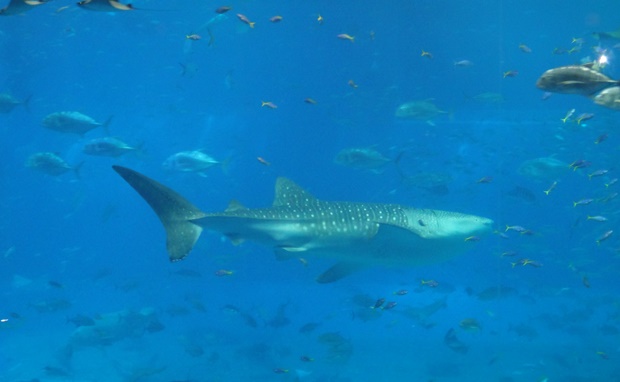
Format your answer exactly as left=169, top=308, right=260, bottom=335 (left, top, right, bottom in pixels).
left=220, top=156, right=233, bottom=176
left=22, top=94, right=32, bottom=113
left=73, top=161, right=85, bottom=179
left=102, top=116, right=114, bottom=135
left=112, top=165, right=206, bottom=261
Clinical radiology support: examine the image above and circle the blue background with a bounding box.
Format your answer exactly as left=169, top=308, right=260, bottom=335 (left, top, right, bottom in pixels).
left=1, top=1, right=620, bottom=381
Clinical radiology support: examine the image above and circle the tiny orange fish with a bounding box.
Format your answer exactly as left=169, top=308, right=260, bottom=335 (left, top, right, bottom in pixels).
left=347, top=79, right=358, bottom=88
left=215, top=269, right=234, bottom=277
left=421, top=50, right=433, bottom=59
left=269, top=15, right=283, bottom=23
left=304, top=98, right=317, bottom=104
left=518, top=43, right=532, bottom=53
left=337, top=33, right=354, bottom=42
left=477, top=176, right=493, bottom=183
left=317, top=14, right=323, bottom=24
left=186, top=34, right=201, bottom=40
left=236, top=13, right=255, bottom=28
left=261, top=101, right=277, bottom=109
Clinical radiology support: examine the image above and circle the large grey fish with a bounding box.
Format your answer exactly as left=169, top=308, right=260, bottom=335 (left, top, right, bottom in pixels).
left=26, top=152, right=82, bottom=177
left=535, top=65, right=620, bottom=96
left=395, top=99, right=448, bottom=126
left=112, top=166, right=493, bottom=283
left=43, top=111, right=112, bottom=135
left=58, top=307, right=163, bottom=366
left=0, top=0, right=47, bottom=16
left=593, top=86, right=620, bottom=110
left=77, top=0, right=134, bottom=11
left=334, top=147, right=399, bottom=173
left=0, top=93, right=29, bottom=113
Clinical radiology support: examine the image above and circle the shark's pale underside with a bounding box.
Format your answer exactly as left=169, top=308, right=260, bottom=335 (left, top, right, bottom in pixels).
left=113, top=166, right=493, bottom=283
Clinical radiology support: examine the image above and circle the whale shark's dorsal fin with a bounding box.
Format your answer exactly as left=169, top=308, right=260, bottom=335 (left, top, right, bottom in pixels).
left=273, top=177, right=318, bottom=207
left=225, top=199, right=246, bottom=212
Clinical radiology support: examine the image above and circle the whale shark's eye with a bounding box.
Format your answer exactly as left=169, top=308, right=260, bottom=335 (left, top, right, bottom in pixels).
left=418, top=219, right=426, bottom=226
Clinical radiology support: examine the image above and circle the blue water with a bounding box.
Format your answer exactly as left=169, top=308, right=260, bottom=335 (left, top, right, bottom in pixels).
left=2, top=1, right=620, bottom=381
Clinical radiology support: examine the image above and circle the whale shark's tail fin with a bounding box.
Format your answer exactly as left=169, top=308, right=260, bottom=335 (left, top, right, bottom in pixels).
left=112, top=166, right=206, bottom=261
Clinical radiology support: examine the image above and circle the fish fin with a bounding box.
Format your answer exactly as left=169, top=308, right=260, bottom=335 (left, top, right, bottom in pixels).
left=102, top=115, right=113, bottom=135
left=273, top=178, right=318, bottom=207
left=226, top=235, right=245, bottom=246
left=316, top=262, right=363, bottom=283
left=112, top=166, right=206, bottom=261
left=278, top=245, right=308, bottom=253
left=225, top=199, right=246, bottom=212
left=73, top=161, right=85, bottom=179
left=220, top=156, right=233, bottom=176
left=22, top=94, right=32, bottom=112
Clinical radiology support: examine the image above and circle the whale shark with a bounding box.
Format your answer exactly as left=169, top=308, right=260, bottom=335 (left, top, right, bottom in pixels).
left=112, top=166, right=493, bottom=283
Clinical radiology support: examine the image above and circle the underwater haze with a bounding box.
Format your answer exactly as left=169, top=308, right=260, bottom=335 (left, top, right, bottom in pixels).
left=2, top=0, right=620, bottom=381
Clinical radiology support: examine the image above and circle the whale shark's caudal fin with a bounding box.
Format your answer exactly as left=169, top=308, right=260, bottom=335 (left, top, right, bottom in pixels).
left=112, top=166, right=206, bottom=261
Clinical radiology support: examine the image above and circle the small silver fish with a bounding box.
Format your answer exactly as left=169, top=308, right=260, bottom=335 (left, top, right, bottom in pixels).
left=162, top=150, right=223, bottom=174
left=587, top=215, right=608, bottom=222
left=83, top=137, right=139, bottom=157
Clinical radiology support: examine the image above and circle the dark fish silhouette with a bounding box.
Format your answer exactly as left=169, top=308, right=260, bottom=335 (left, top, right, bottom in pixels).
left=536, top=65, right=620, bottom=96
left=0, top=0, right=47, bottom=16
left=444, top=328, right=468, bottom=354
left=77, top=0, right=133, bottom=11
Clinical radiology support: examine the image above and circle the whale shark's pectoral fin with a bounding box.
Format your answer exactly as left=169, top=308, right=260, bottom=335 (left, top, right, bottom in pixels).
left=316, top=262, right=365, bottom=283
